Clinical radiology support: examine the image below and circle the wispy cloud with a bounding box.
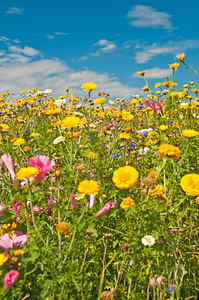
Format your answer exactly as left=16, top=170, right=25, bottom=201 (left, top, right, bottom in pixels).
left=9, top=46, right=40, bottom=57
left=126, top=5, right=174, bottom=30
left=134, top=40, right=199, bottom=63
left=5, top=7, right=25, bottom=15
left=46, top=32, right=69, bottom=40
left=133, top=68, right=173, bottom=79
left=93, top=39, right=116, bottom=53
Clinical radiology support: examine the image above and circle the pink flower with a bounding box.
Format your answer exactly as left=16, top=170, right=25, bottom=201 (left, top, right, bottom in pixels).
left=70, top=194, right=77, bottom=211
left=47, top=198, right=52, bottom=213
left=4, top=270, right=19, bottom=290
left=89, top=194, right=96, bottom=208
left=95, top=202, right=114, bottom=217
left=28, top=155, right=55, bottom=182
left=144, top=100, right=164, bottom=116
left=0, top=203, right=6, bottom=216
left=1, top=154, right=18, bottom=186
left=0, top=231, right=27, bottom=253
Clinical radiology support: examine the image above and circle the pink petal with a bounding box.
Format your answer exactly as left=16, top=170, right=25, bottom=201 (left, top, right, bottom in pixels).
left=12, top=231, right=27, bottom=248
left=1, top=154, right=18, bottom=186
left=29, top=155, right=55, bottom=182
left=0, top=233, right=12, bottom=253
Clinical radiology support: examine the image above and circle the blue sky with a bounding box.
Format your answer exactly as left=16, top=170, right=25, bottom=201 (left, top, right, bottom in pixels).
left=0, top=0, right=199, bottom=98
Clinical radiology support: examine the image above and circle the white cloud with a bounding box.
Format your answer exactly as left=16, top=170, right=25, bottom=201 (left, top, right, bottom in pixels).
left=79, top=56, right=88, bottom=60
left=126, top=5, right=174, bottom=30
left=0, top=36, right=10, bottom=43
left=54, top=32, right=68, bottom=36
left=5, top=7, right=25, bottom=15
left=46, top=32, right=69, bottom=40
left=46, top=35, right=55, bottom=40
left=9, top=46, right=40, bottom=56
left=134, top=40, right=199, bottom=63
left=93, top=39, right=116, bottom=54
left=133, top=68, right=173, bottom=79
left=0, top=47, right=140, bottom=98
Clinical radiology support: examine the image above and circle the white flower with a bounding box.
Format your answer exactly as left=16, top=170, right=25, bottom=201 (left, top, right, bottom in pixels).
left=139, top=147, right=150, bottom=155
left=53, top=136, right=65, bottom=145
left=36, top=91, right=45, bottom=96
left=142, top=235, right=155, bottom=247
left=44, top=89, right=52, bottom=94
left=89, top=123, right=96, bottom=128
left=137, top=128, right=153, bottom=135
left=54, top=99, right=66, bottom=107
left=73, top=112, right=83, bottom=116
left=109, top=100, right=115, bottom=105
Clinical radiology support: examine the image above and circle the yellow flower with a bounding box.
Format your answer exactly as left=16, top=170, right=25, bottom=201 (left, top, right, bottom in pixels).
left=155, top=83, right=161, bottom=89
left=20, top=90, right=26, bottom=94
left=147, top=131, right=159, bottom=145
left=94, top=97, right=106, bottom=105
left=65, top=131, right=80, bottom=139
left=88, top=151, right=95, bottom=159
left=169, top=63, right=180, bottom=70
left=148, top=170, right=158, bottom=179
left=176, top=53, right=185, bottom=63
left=150, top=185, right=165, bottom=197
left=137, top=70, right=147, bottom=76
left=120, top=197, right=134, bottom=210
left=30, top=133, right=40, bottom=137
left=78, top=180, right=99, bottom=195
left=0, top=253, right=9, bottom=266
left=58, top=95, right=66, bottom=99
left=122, top=110, right=134, bottom=121
left=158, top=144, right=181, bottom=160
left=16, top=167, right=40, bottom=180
left=180, top=174, right=199, bottom=196
left=13, top=138, right=26, bottom=146
left=182, top=129, right=198, bottom=138
left=81, top=82, right=97, bottom=92
left=23, top=146, right=31, bottom=152
left=61, top=116, right=81, bottom=129
left=119, top=132, right=131, bottom=139
left=1, top=223, right=17, bottom=237
left=112, top=166, right=139, bottom=189
left=56, top=222, right=72, bottom=238
left=159, top=124, right=168, bottom=131
left=13, top=249, right=24, bottom=256
left=0, top=124, right=9, bottom=131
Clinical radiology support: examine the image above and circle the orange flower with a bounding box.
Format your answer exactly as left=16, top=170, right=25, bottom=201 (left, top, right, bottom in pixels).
left=158, top=144, right=181, bottom=160
left=112, top=166, right=139, bottom=189
left=180, top=174, right=199, bottom=197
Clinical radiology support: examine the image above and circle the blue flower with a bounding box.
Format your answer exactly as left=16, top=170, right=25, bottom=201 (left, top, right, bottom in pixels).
left=129, top=143, right=137, bottom=147
left=112, top=153, right=120, bottom=158
left=141, top=133, right=148, bottom=137
left=167, top=284, right=178, bottom=292
left=87, top=137, right=92, bottom=140
left=25, top=129, right=31, bottom=133
left=34, top=150, right=40, bottom=155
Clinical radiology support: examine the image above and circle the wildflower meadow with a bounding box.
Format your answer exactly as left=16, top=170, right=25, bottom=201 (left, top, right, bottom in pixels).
left=0, top=54, right=199, bottom=300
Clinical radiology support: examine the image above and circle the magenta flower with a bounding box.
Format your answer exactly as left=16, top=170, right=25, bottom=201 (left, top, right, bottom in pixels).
left=4, top=270, right=19, bottom=290
left=70, top=194, right=77, bottom=211
left=47, top=198, right=52, bottom=213
left=0, top=231, right=27, bottom=253
left=1, top=154, right=18, bottom=186
left=29, top=155, right=55, bottom=182
left=144, top=100, right=164, bottom=116
left=95, top=202, right=114, bottom=217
